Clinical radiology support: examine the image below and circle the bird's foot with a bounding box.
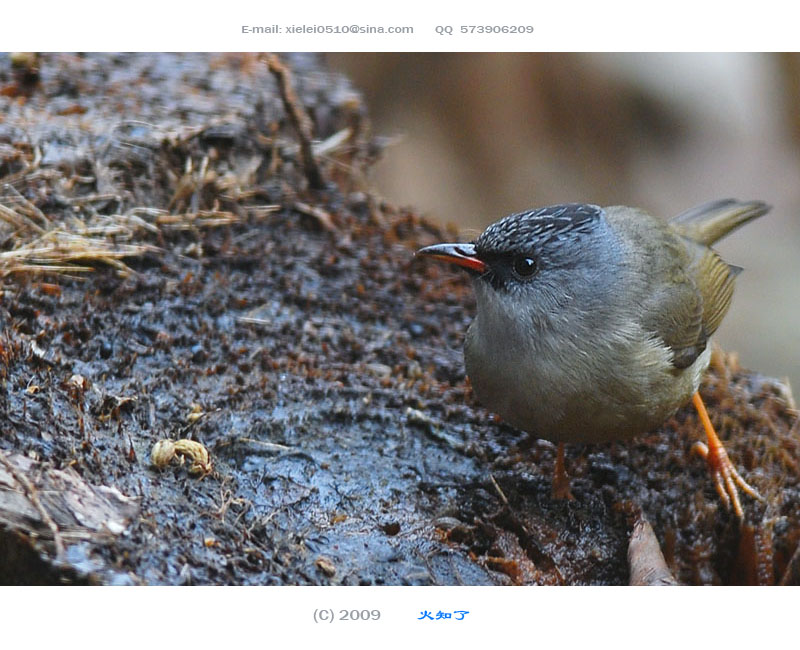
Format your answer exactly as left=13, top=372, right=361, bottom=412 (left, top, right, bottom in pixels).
left=691, top=440, right=764, bottom=519
left=551, top=442, right=575, bottom=501
left=691, top=392, right=764, bottom=519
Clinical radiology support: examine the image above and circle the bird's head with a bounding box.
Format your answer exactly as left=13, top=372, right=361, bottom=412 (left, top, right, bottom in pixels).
left=417, top=204, right=622, bottom=333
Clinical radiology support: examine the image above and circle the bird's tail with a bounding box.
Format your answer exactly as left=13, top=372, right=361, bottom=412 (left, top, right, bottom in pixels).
left=669, top=199, right=771, bottom=246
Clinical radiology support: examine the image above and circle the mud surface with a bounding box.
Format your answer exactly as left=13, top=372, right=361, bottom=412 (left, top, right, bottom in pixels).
left=1, top=53, right=798, bottom=585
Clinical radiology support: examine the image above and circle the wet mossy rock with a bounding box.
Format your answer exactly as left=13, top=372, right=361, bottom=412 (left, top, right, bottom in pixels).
left=1, top=53, right=798, bottom=585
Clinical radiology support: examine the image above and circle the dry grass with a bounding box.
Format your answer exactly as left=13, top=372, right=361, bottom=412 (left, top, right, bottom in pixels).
left=0, top=152, right=275, bottom=279
left=0, top=180, right=156, bottom=278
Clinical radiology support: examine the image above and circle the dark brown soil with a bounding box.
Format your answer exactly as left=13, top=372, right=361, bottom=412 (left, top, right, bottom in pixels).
left=1, top=53, right=798, bottom=585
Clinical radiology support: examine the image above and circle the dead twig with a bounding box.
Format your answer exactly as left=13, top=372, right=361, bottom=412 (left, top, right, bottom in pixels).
left=0, top=202, right=45, bottom=235
left=628, top=516, right=678, bottom=585
left=0, top=450, right=65, bottom=560
left=488, top=473, right=509, bottom=506
left=292, top=201, right=335, bottom=232
left=779, top=539, right=800, bottom=585
left=264, top=54, right=325, bottom=190
left=2, top=183, right=50, bottom=228
left=214, top=437, right=295, bottom=454
left=154, top=210, right=240, bottom=230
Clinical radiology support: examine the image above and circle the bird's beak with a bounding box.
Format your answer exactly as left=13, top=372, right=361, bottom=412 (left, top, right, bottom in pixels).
left=416, top=242, right=487, bottom=273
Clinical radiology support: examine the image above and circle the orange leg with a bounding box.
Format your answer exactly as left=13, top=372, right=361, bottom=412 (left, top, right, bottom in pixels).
left=551, top=442, right=575, bottom=501
left=691, top=392, right=763, bottom=519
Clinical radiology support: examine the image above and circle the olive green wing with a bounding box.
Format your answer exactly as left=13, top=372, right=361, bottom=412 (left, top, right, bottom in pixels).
left=607, top=203, right=748, bottom=370
left=655, top=198, right=768, bottom=367
left=639, top=236, right=737, bottom=370
left=690, top=242, right=739, bottom=338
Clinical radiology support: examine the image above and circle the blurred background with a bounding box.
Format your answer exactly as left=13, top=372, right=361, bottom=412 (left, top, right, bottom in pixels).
left=329, top=53, right=800, bottom=392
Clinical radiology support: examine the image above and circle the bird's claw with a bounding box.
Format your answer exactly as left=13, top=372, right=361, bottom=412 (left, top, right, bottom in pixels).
left=692, top=440, right=764, bottom=519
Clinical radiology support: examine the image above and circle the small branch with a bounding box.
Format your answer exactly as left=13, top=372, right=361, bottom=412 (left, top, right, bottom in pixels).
left=292, top=201, right=335, bottom=232
left=0, top=450, right=65, bottom=560
left=779, top=539, right=800, bottom=585
left=627, top=516, right=678, bottom=586
left=489, top=473, right=509, bottom=506
left=263, top=54, right=325, bottom=190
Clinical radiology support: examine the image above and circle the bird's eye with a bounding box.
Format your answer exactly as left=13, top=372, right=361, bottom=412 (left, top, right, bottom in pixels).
left=511, top=255, right=537, bottom=279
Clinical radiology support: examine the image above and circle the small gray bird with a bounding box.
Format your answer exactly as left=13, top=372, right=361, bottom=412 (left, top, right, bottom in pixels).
left=417, top=199, right=770, bottom=517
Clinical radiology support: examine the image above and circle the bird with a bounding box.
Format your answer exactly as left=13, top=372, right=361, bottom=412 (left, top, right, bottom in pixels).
left=417, top=199, right=770, bottom=518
